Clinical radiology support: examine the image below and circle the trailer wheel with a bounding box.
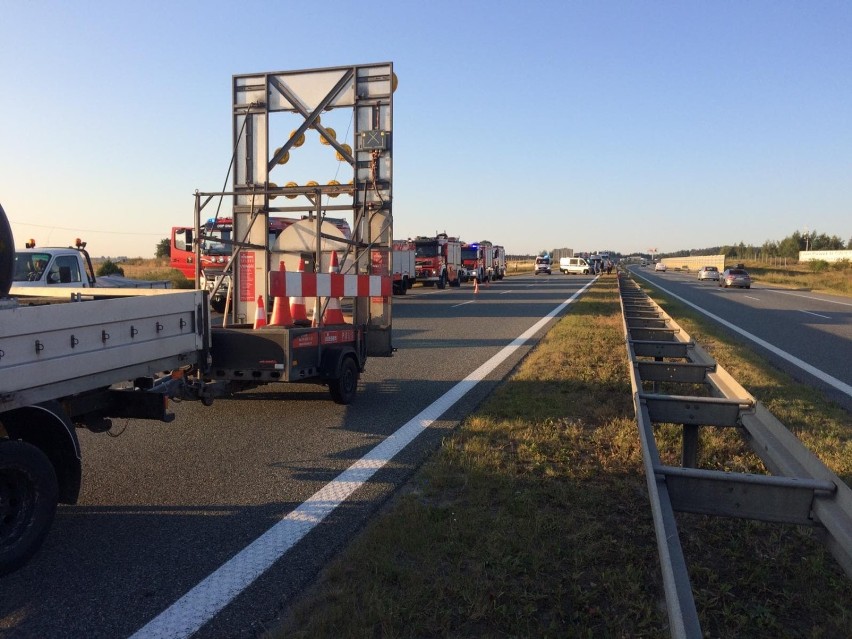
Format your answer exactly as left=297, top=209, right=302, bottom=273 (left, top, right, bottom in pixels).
left=329, top=357, right=359, bottom=405
left=0, top=439, right=59, bottom=576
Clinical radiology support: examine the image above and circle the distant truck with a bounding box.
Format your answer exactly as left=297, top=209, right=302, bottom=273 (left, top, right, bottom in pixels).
left=14, top=239, right=171, bottom=289
left=491, top=244, right=506, bottom=280
left=413, top=233, right=462, bottom=288
left=391, top=240, right=416, bottom=295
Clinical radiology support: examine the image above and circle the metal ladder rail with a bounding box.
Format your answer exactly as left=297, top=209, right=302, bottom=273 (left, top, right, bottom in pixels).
left=617, top=274, right=852, bottom=638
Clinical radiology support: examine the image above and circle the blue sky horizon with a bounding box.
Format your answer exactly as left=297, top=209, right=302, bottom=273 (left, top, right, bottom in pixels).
left=2, top=1, right=850, bottom=258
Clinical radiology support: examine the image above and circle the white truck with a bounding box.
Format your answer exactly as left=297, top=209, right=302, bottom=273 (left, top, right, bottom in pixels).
left=390, top=240, right=416, bottom=295
left=0, top=204, right=212, bottom=576
left=13, top=240, right=171, bottom=289
left=491, top=244, right=506, bottom=280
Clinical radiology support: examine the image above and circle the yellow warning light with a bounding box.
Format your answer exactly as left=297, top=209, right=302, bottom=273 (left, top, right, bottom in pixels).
left=306, top=180, right=319, bottom=188
left=392, top=72, right=398, bottom=93
left=327, top=180, right=340, bottom=197
left=26, top=238, right=36, bottom=248
left=268, top=182, right=278, bottom=199
left=285, top=181, right=298, bottom=199
left=335, top=143, right=352, bottom=162
left=310, top=115, right=322, bottom=129
left=289, top=130, right=305, bottom=148
left=319, top=127, right=336, bottom=145
left=274, top=148, right=290, bottom=165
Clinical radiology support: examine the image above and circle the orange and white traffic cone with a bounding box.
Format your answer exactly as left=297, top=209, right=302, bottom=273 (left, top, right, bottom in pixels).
left=253, top=295, right=267, bottom=329
left=323, top=250, right=346, bottom=324
left=290, top=257, right=310, bottom=326
left=268, top=261, right=293, bottom=327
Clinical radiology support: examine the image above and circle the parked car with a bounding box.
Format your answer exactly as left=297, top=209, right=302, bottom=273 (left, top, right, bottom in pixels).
left=697, top=265, right=720, bottom=281
left=534, top=256, right=552, bottom=275
left=654, top=262, right=667, bottom=272
left=719, top=268, right=751, bottom=288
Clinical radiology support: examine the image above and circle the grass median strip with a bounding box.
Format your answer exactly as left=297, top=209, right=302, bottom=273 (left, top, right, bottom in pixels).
left=270, top=275, right=852, bottom=638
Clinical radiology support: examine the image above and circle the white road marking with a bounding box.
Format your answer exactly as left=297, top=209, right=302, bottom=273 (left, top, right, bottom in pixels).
left=631, top=271, right=852, bottom=399
left=499, top=290, right=513, bottom=295
left=130, top=279, right=597, bottom=639
left=452, top=300, right=475, bottom=307
left=770, top=289, right=852, bottom=307
left=744, top=295, right=760, bottom=301
left=801, top=310, right=831, bottom=319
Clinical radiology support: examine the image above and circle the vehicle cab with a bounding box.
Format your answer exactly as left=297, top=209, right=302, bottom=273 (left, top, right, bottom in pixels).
left=12, top=240, right=96, bottom=288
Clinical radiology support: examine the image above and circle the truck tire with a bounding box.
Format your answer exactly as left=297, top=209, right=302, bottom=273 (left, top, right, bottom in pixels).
left=0, top=203, right=15, bottom=298
left=399, top=277, right=407, bottom=295
left=329, top=357, right=359, bottom=405
left=0, top=439, right=59, bottom=576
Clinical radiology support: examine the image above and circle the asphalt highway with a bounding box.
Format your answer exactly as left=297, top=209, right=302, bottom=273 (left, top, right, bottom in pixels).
left=0, top=273, right=596, bottom=639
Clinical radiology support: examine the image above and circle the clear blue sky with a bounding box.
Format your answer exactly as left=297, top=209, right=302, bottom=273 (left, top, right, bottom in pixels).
left=2, top=1, right=850, bottom=257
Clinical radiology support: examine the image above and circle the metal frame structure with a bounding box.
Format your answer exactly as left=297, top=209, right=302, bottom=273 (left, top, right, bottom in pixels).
left=618, top=273, right=852, bottom=638
left=193, top=62, right=394, bottom=356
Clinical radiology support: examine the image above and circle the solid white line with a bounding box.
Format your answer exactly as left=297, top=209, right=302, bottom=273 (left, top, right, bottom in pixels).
left=744, top=295, right=760, bottom=301
left=631, top=271, right=852, bottom=399
left=801, top=310, right=831, bottom=319
left=130, top=278, right=598, bottom=639
left=451, top=300, right=475, bottom=308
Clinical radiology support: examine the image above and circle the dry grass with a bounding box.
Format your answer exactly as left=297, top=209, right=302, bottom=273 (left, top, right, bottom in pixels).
left=738, top=260, right=852, bottom=296
left=267, top=275, right=852, bottom=638
left=103, top=258, right=193, bottom=289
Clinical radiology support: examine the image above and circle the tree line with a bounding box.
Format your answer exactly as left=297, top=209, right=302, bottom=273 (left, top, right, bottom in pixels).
left=660, top=229, right=850, bottom=260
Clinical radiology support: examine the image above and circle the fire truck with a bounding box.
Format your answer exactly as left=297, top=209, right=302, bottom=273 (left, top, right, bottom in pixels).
left=460, top=242, right=483, bottom=283
left=475, top=240, right=506, bottom=281
left=413, top=233, right=462, bottom=288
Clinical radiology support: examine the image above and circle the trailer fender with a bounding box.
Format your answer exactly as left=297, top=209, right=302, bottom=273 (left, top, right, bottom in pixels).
left=319, top=346, right=361, bottom=380
left=1, top=402, right=82, bottom=504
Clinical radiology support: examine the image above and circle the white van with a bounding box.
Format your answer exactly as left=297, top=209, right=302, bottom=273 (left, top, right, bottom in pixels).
left=534, top=256, right=552, bottom=275
left=559, top=256, right=590, bottom=274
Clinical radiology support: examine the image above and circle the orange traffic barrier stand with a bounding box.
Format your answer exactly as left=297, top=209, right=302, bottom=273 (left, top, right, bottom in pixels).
left=253, top=295, right=267, bottom=329
left=323, top=250, right=346, bottom=324
left=268, top=261, right=293, bottom=327
left=289, top=257, right=310, bottom=326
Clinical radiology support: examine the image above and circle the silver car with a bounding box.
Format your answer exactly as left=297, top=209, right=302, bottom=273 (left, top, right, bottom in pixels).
left=719, top=268, right=751, bottom=289
left=698, top=266, right=719, bottom=281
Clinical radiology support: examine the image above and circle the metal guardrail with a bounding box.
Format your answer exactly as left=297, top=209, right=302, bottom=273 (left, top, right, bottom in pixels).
left=618, top=273, right=852, bottom=639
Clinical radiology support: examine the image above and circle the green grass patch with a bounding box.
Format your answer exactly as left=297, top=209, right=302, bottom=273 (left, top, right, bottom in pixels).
left=269, top=274, right=852, bottom=638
